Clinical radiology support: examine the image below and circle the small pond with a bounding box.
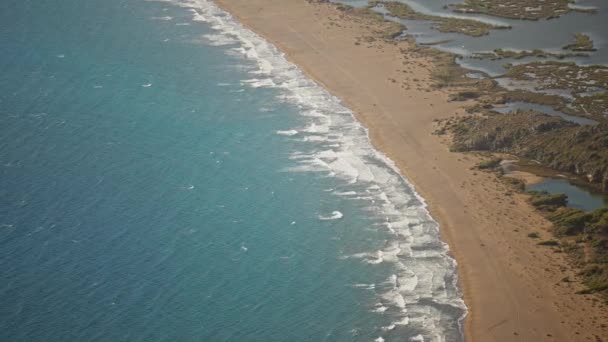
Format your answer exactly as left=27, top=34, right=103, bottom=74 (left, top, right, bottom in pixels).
left=527, top=178, right=608, bottom=211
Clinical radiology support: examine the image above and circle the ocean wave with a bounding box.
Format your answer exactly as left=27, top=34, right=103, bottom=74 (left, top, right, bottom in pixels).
left=276, top=130, right=298, bottom=136
left=150, top=15, right=173, bottom=20
left=318, top=211, right=344, bottom=221
left=156, top=0, right=467, bottom=339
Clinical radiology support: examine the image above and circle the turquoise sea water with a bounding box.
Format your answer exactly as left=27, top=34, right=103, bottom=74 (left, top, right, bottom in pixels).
left=0, top=0, right=465, bottom=341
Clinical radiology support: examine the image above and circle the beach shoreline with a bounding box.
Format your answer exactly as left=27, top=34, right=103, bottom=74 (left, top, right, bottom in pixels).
left=211, top=0, right=608, bottom=340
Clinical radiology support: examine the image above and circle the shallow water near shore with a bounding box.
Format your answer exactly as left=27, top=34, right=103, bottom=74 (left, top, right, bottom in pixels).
left=0, top=0, right=465, bottom=341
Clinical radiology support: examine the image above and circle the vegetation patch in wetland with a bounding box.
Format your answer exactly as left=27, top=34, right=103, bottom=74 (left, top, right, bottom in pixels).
left=449, top=0, right=596, bottom=20
left=563, top=33, right=596, bottom=52
left=476, top=157, right=502, bottom=169
left=505, top=61, right=608, bottom=94
left=471, top=48, right=588, bottom=60
left=502, top=61, right=608, bottom=121
left=369, top=1, right=510, bottom=37
left=332, top=2, right=406, bottom=40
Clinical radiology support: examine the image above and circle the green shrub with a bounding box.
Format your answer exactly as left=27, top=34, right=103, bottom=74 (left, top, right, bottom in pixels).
left=578, top=264, right=608, bottom=295
left=548, top=207, right=592, bottom=236
left=531, top=193, right=568, bottom=209
left=590, top=208, right=608, bottom=234
left=476, top=158, right=502, bottom=170
left=504, top=177, right=525, bottom=191
left=538, top=240, right=560, bottom=246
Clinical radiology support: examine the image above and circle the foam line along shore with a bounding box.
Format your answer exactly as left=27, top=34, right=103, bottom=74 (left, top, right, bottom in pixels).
left=207, top=0, right=608, bottom=341
left=161, top=0, right=468, bottom=340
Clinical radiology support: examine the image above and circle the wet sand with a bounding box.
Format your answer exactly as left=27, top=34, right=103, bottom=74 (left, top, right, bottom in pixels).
left=212, top=0, right=608, bottom=340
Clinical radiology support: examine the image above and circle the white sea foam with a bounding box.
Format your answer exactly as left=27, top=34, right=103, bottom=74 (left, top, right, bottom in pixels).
left=276, top=130, right=298, bottom=136
left=151, top=15, right=173, bottom=20
left=155, top=0, right=467, bottom=339
left=334, top=190, right=357, bottom=196
left=374, top=306, right=389, bottom=313
left=352, top=283, right=376, bottom=290
left=382, top=324, right=396, bottom=331
left=201, top=33, right=239, bottom=46
left=318, top=211, right=344, bottom=221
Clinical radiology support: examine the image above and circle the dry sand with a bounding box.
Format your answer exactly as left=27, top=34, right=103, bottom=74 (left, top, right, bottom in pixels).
left=212, top=0, right=608, bottom=340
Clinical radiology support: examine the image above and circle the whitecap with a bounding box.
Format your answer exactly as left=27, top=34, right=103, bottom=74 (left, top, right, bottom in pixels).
left=410, top=335, right=425, bottom=342
left=373, top=305, right=388, bottom=313
left=201, top=33, right=239, bottom=46
left=276, top=130, right=298, bottom=136
left=334, top=190, right=357, bottom=196
left=152, top=0, right=468, bottom=338
left=318, top=211, right=343, bottom=221
left=151, top=15, right=173, bottom=20
left=241, top=78, right=276, bottom=88
left=351, top=283, right=376, bottom=290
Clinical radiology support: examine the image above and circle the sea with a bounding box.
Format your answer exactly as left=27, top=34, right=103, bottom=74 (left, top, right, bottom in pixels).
left=0, top=0, right=466, bottom=341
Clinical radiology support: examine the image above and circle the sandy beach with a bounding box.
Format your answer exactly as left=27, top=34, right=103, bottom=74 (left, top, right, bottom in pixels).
left=212, top=0, right=608, bottom=340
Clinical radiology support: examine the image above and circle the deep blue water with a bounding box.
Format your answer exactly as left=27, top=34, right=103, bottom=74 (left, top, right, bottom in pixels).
left=0, top=0, right=465, bottom=341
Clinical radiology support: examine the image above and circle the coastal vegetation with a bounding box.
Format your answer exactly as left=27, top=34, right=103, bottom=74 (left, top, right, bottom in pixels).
left=476, top=157, right=502, bottom=169
left=503, top=61, right=608, bottom=121
left=333, top=3, right=405, bottom=40
left=504, top=61, right=608, bottom=95
left=449, top=0, right=596, bottom=20
left=439, top=110, right=608, bottom=296
left=415, top=9, right=608, bottom=301
left=465, top=156, right=608, bottom=297
left=369, top=1, right=509, bottom=37
left=471, top=48, right=588, bottom=60
left=445, top=111, right=608, bottom=191
left=325, top=0, right=608, bottom=304
left=538, top=239, right=560, bottom=246
left=529, top=192, right=608, bottom=296
left=530, top=192, right=568, bottom=209
left=563, top=33, right=596, bottom=52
